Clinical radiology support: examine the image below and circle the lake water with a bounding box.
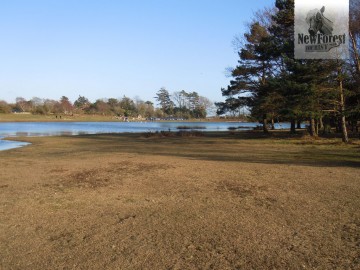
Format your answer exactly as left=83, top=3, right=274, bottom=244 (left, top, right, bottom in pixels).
left=0, top=121, right=292, bottom=151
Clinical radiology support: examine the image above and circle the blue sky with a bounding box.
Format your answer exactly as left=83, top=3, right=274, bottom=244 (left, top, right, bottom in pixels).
left=0, top=0, right=274, bottom=104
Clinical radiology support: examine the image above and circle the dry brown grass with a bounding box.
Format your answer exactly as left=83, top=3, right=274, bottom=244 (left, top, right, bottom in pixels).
left=0, top=132, right=359, bottom=269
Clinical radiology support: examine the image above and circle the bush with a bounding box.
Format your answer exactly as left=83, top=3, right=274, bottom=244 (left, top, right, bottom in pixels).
left=0, top=101, right=12, bottom=113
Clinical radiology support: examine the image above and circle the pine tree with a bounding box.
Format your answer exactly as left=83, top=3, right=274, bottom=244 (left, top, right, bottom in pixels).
left=155, top=87, right=174, bottom=116
left=218, top=16, right=276, bottom=133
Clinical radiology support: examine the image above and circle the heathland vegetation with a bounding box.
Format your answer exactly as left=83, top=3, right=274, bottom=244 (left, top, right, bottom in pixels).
left=1, top=131, right=359, bottom=269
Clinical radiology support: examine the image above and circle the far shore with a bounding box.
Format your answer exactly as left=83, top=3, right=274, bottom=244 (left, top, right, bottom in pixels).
left=0, top=113, right=247, bottom=123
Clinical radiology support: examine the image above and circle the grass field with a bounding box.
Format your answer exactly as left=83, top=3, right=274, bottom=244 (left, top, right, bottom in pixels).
left=0, top=131, right=359, bottom=269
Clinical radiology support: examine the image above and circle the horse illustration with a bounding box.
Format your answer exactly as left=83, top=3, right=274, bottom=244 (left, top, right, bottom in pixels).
left=306, top=6, right=333, bottom=36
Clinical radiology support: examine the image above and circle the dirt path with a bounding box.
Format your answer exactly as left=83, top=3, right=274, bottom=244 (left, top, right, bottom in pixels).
left=0, top=133, right=359, bottom=269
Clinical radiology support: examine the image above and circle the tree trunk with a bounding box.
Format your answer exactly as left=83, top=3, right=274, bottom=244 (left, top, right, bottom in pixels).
left=336, top=118, right=341, bottom=133
left=350, top=31, right=360, bottom=75
left=290, top=119, right=296, bottom=134
left=297, top=120, right=301, bottom=129
left=319, top=116, right=324, bottom=130
left=315, top=119, right=319, bottom=136
left=263, top=114, right=269, bottom=134
left=340, top=115, right=348, bottom=143
left=310, top=117, right=317, bottom=137
left=271, top=118, right=275, bottom=130
left=338, top=64, right=349, bottom=143
left=339, top=85, right=349, bottom=143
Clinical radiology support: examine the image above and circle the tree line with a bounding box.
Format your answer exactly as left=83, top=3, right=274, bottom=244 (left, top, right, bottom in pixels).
left=155, top=87, right=213, bottom=119
left=0, top=88, right=214, bottom=119
left=216, top=0, right=360, bottom=142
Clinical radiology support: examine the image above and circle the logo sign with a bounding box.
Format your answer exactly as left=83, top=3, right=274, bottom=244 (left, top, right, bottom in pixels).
left=295, top=0, right=349, bottom=59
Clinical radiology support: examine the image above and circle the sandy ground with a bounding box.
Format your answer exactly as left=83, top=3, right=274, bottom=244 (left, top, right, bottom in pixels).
left=0, top=132, right=359, bottom=269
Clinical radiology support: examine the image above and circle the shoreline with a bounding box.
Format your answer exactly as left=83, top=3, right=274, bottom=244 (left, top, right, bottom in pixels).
left=2, top=128, right=358, bottom=148
left=0, top=113, right=247, bottom=123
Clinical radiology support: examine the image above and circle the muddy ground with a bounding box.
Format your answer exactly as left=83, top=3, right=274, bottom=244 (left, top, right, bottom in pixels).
left=0, top=132, right=359, bottom=269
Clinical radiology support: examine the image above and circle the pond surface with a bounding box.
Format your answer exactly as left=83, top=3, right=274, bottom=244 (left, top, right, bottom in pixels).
left=0, top=121, right=292, bottom=151
left=0, top=137, right=31, bottom=151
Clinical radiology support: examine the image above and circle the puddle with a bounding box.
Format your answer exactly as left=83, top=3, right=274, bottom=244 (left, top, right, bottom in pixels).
left=0, top=138, right=31, bottom=151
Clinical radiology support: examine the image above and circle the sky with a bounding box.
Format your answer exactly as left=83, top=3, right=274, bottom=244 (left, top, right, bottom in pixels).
left=0, top=0, right=274, bottom=104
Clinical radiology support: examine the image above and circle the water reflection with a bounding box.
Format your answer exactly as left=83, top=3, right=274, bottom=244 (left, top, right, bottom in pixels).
left=16, top=132, right=29, bottom=137
left=60, top=131, right=74, bottom=136
left=0, top=121, right=264, bottom=138
left=0, top=139, right=30, bottom=151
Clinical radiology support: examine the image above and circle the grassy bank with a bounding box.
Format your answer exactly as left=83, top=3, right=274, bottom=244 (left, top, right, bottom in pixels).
left=0, top=132, right=359, bottom=269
